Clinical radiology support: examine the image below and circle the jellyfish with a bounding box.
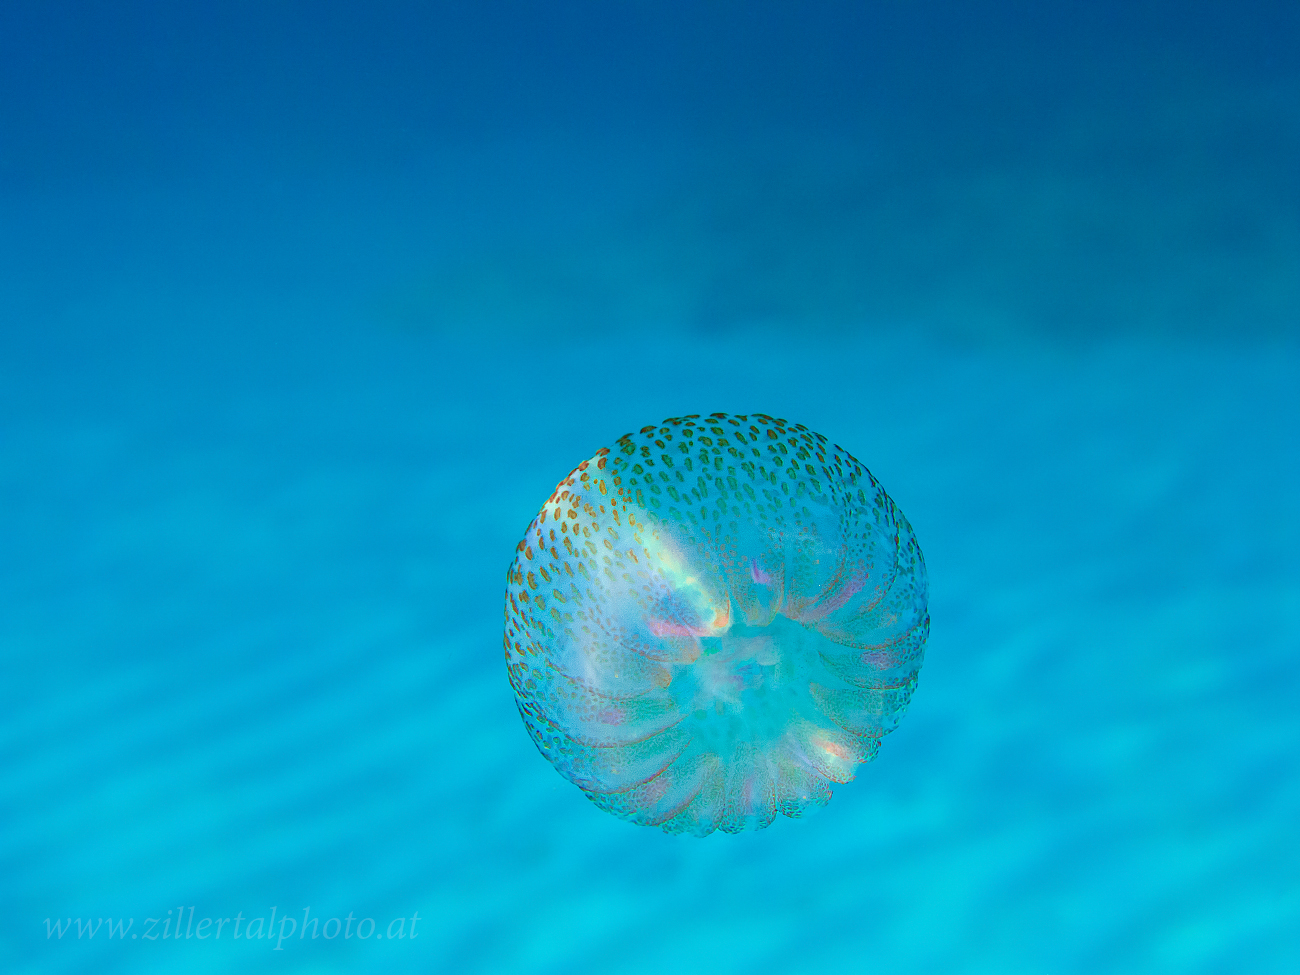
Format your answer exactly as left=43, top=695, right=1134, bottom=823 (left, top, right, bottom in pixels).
left=503, top=413, right=928, bottom=835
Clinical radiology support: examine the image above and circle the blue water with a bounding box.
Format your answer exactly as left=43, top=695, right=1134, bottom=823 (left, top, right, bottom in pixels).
left=2, top=3, right=1298, bottom=973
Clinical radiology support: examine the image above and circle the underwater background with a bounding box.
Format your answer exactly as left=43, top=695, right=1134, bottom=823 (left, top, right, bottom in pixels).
left=2, top=2, right=1298, bottom=972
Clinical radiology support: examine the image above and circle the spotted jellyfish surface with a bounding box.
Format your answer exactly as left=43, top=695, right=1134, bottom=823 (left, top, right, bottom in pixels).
left=504, top=413, right=928, bottom=835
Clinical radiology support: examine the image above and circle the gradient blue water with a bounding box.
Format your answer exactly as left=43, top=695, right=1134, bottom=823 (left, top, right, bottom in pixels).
left=3, top=3, right=1298, bottom=973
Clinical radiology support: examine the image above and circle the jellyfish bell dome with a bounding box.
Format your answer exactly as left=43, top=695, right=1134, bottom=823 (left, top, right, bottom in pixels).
left=504, top=413, right=928, bottom=836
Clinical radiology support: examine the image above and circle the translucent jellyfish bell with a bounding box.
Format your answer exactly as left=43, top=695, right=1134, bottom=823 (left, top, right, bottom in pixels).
left=503, top=413, right=928, bottom=835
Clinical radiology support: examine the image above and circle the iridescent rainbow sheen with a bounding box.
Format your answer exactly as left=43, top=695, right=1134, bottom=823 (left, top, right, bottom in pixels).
left=504, top=413, right=928, bottom=835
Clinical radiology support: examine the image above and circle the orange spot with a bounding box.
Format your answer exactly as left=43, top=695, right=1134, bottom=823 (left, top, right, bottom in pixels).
left=821, top=739, right=852, bottom=761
